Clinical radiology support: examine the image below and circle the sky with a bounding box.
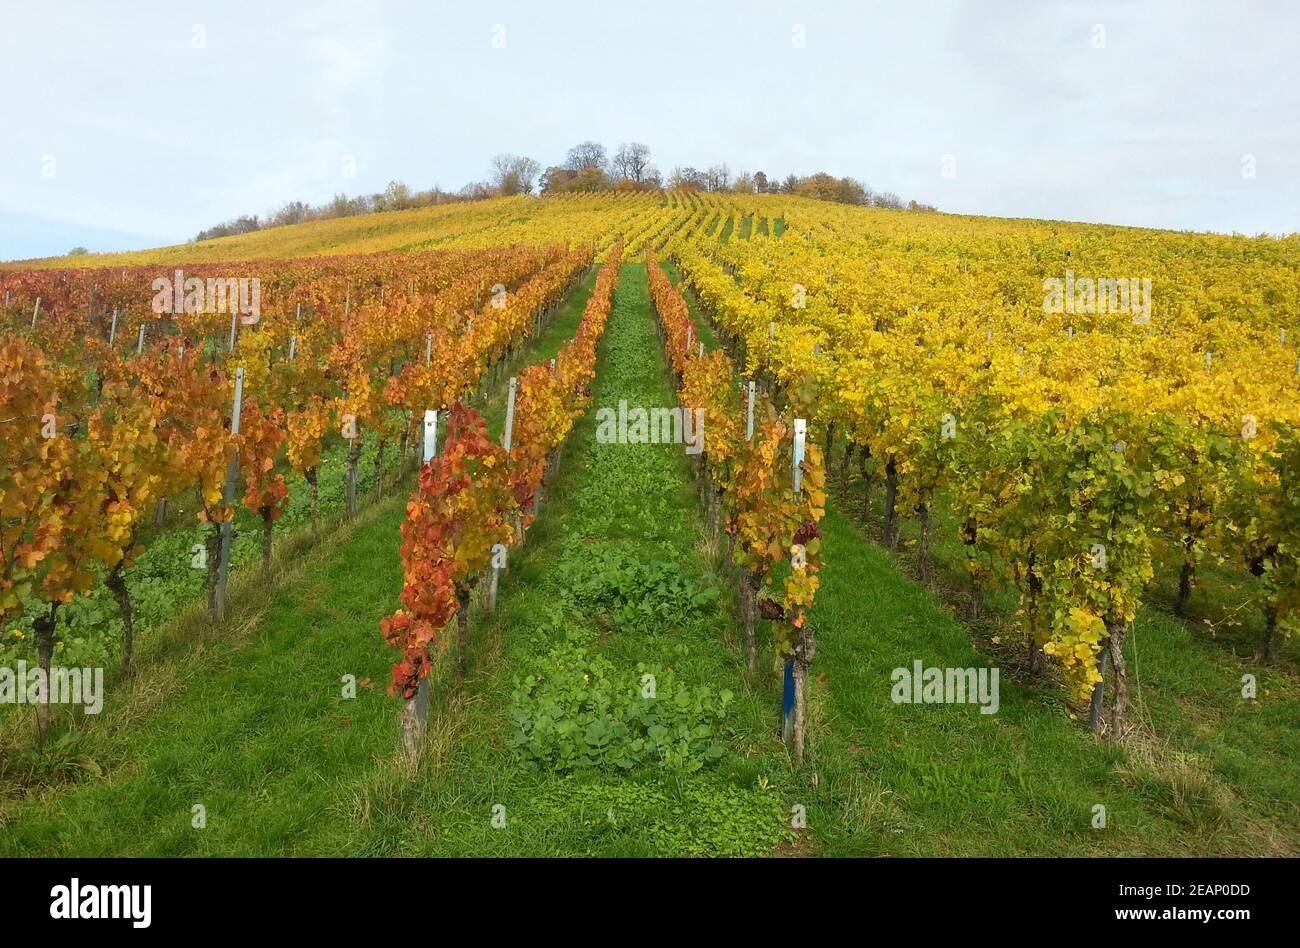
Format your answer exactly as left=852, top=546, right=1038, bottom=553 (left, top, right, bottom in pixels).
left=1, top=0, right=1297, bottom=261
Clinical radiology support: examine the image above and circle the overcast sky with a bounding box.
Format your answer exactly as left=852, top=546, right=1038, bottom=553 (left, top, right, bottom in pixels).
left=2, top=0, right=1296, bottom=260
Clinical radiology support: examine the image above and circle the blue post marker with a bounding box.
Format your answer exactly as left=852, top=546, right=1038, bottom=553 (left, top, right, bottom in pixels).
left=782, top=657, right=796, bottom=744
left=783, top=418, right=808, bottom=746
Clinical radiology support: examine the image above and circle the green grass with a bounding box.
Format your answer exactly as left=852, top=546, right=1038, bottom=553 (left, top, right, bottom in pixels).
left=3, top=259, right=1295, bottom=857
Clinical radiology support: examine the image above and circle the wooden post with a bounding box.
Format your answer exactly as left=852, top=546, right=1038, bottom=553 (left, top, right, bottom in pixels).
left=136, top=323, right=146, bottom=355
left=109, top=308, right=119, bottom=346
left=31, top=297, right=41, bottom=329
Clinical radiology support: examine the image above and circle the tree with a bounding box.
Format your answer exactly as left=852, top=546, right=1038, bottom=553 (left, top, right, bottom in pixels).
left=66, top=247, right=89, bottom=256
left=378, top=181, right=413, bottom=212
left=613, top=142, right=651, bottom=182
left=753, top=171, right=769, bottom=193
left=268, top=201, right=309, bottom=227
left=545, top=165, right=610, bottom=193
left=490, top=154, right=542, bottom=195
left=573, top=166, right=610, bottom=191
left=732, top=172, right=756, bottom=194
left=459, top=181, right=494, bottom=200
left=564, top=141, right=607, bottom=172
left=705, top=164, right=732, bottom=192
left=540, top=166, right=575, bottom=194
left=794, top=172, right=841, bottom=202
left=669, top=167, right=706, bottom=190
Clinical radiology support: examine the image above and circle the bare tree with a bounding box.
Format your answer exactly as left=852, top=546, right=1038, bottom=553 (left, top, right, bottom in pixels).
left=704, top=163, right=732, bottom=192
left=377, top=180, right=412, bottom=211
left=669, top=166, right=707, bottom=190
left=613, top=142, right=651, bottom=182
left=565, top=141, right=607, bottom=172
left=490, top=154, right=542, bottom=195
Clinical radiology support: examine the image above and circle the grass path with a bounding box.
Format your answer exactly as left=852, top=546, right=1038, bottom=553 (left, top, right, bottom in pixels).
left=331, top=262, right=796, bottom=856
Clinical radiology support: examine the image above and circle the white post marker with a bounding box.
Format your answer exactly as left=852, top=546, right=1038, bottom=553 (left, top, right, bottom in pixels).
left=493, top=379, right=518, bottom=619
left=422, top=409, right=438, bottom=464
left=109, top=308, right=119, bottom=346
left=31, top=297, right=41, bottom=330
left=136, top=324, right=145, bottom=354
left=288, top=335, right=297, bottom=361
left=770, top=321, right=775, bottom=340
left=747, top=381, right=756, bottom=440
left=503, top=377, right=517, bottom=452
left=699, top=341, right=705, bottom=357
left=784, top=417, right=809, bottom=748
left=295, top=303, right=301, bottom=322
left=214, top=367, right=245, bottom=622
left=792, top=418, right=807, bottom=496
left=409, top=409, right=437, bottom=745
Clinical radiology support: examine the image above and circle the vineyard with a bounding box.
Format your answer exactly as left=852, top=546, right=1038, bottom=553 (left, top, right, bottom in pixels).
left=1, top=192, right=1296, bottom=856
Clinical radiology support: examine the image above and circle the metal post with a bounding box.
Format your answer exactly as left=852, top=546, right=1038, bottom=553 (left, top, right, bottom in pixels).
left=783, top=417, right=808, bottom=746
left=422, top=409, right=438, bottom=464
left=503, top=377, right=517, bottom=451
left=746, top=381, right=756, bottom=440
left=214, top=368, right=245, bottom=622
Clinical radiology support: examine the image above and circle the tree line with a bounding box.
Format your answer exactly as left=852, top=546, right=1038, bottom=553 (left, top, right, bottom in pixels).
left=189, top=140, right=935, bottom=244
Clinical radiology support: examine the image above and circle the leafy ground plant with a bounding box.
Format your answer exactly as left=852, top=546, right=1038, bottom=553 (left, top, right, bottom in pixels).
left=510, top=636, right=731, bottom=772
